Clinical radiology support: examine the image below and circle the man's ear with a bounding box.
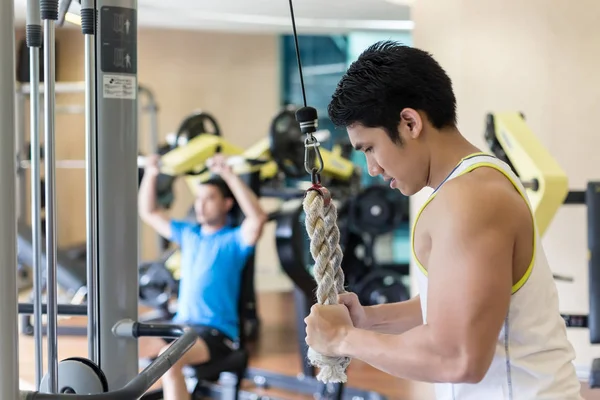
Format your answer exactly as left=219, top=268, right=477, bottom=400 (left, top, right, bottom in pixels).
left=224, top=197, right=234, bottom=212
left=399, top=108, right=423, bottom=139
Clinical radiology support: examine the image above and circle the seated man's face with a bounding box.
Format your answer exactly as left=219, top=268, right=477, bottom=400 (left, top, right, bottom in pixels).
left=194, top=184, right=232, bottom=225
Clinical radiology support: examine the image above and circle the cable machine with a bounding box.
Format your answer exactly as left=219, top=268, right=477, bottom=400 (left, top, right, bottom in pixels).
left=1, top=0, right=198, bottom=397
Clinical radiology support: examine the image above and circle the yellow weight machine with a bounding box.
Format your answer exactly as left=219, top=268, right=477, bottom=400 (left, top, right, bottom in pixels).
left=484, top=112, right=569, bottom=236
left=157, top=106, right=357, bottom=198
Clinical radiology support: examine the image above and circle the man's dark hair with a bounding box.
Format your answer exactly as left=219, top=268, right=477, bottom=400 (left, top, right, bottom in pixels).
left=201, top=176, right=233, bottom=199
left=328, top=41, right=457, bottom=143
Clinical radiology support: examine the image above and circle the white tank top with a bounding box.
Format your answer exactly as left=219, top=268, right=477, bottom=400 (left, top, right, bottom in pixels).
left=412, top=153, right=583, bottom=400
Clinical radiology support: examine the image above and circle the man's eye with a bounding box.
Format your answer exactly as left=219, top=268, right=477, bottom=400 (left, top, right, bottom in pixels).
left=364, top=147, right=373, bottom=153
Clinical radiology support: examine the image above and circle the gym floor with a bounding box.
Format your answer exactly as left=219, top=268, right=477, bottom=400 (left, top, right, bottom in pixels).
left=17, top=291, right=600, bottom=399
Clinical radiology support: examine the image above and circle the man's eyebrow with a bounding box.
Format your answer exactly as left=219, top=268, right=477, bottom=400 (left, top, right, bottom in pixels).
left=353, top=142, right=364, bottom=151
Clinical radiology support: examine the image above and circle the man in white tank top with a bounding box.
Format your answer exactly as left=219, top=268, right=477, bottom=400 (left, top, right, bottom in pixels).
left=303, top=41, right=583, bottom=399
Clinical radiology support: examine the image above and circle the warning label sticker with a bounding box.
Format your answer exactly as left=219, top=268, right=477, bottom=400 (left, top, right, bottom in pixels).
left=103, top=74, right=136, bottom=100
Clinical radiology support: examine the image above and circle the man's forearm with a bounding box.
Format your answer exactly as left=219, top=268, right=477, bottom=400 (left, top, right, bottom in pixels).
left=221, top=172, right=265, bottom=220
left=365, top=295, right=423, bottom=334
left=138, top=173, right=158, bottom=217
left=339, top=324, right=463, bottom=383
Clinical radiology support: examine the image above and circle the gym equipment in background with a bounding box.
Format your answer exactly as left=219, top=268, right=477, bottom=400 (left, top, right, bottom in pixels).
left=152, top=104, right=360, bottom=198
left=243, top=183, right=410, bottom=400
left=342, top=185, right=411, bottom=305
left=484, top=112, right=569, bottom=237
left=134, top=105, right=362, bottom=329
left=16, top=83, right=162, bottom=338
left=268, top=105, right=361, bottom=193
left=484, top=111, right=600, bottom=388
left=6, top=0, right=199, bottom=397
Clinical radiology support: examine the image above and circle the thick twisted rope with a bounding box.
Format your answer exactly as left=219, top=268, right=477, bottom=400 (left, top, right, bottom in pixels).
left=303, top=189, right=351, bottom=383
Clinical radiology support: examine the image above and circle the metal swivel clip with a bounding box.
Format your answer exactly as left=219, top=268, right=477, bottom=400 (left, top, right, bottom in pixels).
left=304, top=133, right=324, bottom=184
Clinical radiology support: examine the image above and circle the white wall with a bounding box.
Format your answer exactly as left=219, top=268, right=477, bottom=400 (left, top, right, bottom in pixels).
left=411, top=0, right=600, bottom=373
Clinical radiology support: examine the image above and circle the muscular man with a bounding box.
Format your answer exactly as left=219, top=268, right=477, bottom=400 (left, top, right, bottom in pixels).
left=138, top=153, right=267, bottom=400
left=304, top=41, right=583, bottom=399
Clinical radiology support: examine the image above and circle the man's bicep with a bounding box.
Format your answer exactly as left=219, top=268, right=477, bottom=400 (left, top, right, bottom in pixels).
left=239, top=218, right=262, bottom=247
left=142, top=213, right=173, bottom=241
left=234, top=225, right=256, bottom=257
left=426, top=203, right=514, bottom=360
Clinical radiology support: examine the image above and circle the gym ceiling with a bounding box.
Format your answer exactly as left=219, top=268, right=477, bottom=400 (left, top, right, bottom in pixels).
left=12, top=0, right=414, bottom=34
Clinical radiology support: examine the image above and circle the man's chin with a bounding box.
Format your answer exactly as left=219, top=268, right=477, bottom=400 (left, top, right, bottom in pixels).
left=392, top=182, right=412, bottom=196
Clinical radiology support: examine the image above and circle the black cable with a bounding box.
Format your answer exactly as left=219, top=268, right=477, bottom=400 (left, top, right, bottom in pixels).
left=287, top=0, right=307, bottom=107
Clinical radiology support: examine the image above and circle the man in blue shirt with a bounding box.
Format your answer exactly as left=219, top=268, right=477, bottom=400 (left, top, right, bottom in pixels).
left=138, top=153, right=267, bottom=400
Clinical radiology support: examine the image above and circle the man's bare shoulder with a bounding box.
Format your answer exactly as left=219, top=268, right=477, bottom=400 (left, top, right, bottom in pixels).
left=432, top=167, right=528, bottom=230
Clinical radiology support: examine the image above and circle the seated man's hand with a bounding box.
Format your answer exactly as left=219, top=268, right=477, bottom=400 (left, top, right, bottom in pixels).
left=207, top=154, right=233, bottom=177
left=305, top=303, right=354, bottom=357
left=144, top=154, right=161, bottom=177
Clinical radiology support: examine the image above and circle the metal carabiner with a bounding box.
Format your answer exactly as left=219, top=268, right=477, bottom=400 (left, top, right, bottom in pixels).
left=304, top=134, right=324, bottom=175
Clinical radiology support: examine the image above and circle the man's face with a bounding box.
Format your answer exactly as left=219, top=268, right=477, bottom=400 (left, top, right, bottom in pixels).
left=194, top=184, right=232, bottom=225
left=347, top=112, right=428, bottom=196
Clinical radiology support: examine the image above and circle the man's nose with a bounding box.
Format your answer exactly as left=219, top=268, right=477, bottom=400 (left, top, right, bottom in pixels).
left=367, top=160, right=383, bottom=177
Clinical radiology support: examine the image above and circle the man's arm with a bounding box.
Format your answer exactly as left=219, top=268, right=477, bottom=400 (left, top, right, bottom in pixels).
left=363, top=295, right=423, bottom=334
left=337, top=183, right=518, bottom=383
left=220, top=171, right=267, bottom=246
left=138, top=155, right=172, bottom=239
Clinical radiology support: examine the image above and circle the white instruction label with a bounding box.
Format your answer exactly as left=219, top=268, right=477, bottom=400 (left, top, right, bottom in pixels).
left=103, top=74, right=137, bottom=99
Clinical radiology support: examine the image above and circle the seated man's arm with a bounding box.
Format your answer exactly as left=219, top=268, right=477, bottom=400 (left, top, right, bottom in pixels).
left=311, top=181, right=518, bottom=383
left=138, top=155, right=172, bottom=240
left=220, top=171, right=268, bottom=247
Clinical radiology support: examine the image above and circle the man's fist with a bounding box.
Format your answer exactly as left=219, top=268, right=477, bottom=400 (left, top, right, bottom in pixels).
left=144, top=154, right=161, bottom=177
left=207, top=154, right=233, bottom=176
left=338, top=292, right=370, bottom=329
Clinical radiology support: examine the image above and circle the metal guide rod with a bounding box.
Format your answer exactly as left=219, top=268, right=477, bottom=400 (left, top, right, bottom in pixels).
left=41, top=0, right=60, bottom=393
left=26, top=0, right=44, bottom=389
left=0, top=0, right=20, bottom=398
left=81, top=0, right=99, bottom=365
left=137, top=85, right=143, bottom=264
left=15, top=87, right=26, bottom=223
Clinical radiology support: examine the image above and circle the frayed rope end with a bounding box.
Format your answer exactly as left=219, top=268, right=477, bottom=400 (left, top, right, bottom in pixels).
left=307, top=346, right=350, bottom=383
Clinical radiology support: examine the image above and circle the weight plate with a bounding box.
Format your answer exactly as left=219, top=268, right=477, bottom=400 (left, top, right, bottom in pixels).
left=174, top=111, right=221, bottom=148
left=348, top=185, right=408, bottom=236
left=138, top=261, right=177, bottom=309
left=269, top=107, right=306, bottom=178
left=353, top=268, right=409, bottom=306
left=40, top=358, right=107, bottom=394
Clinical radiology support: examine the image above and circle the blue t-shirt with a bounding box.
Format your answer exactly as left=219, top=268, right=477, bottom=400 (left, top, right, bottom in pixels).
left=169, top=220, right=254, bottom=340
